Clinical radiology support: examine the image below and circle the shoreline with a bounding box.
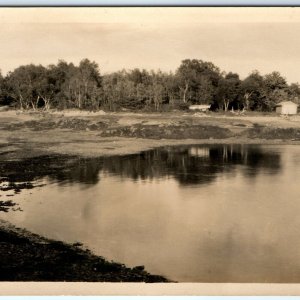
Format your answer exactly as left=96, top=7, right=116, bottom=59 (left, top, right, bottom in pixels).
left=0, top=220, right=169, bottom=282
left=1, top=110, right=300, bottom=159
left=1, top=135, right=300, bottom=160
left=1, top=110, right=300, bottom=281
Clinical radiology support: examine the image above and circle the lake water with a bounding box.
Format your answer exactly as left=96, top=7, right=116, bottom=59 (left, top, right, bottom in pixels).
left=1, top=144, right=300, bottom=282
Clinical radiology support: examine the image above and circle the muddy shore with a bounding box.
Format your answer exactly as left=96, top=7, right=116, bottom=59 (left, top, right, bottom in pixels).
left=1, top=109, right=300, bottom=281
left=0, top=220, right=169, bottom=282
left=1, top=110, right=300, bottom=159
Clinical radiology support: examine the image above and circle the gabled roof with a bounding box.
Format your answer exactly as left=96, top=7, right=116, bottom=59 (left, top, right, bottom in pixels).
left=276, top=101, right=298, bottom=106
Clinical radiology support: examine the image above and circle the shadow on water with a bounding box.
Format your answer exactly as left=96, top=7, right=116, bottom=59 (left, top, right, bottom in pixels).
left=54, top=144, right=282, bottom=186
left=102, top=144, right=282, bottom=185
left=0, top=144, right=282, bottom=187
left=0, top=144, right=282, bottom=212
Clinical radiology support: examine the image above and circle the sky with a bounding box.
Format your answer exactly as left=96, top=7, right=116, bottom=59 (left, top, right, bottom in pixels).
left=1, top=7, right=300, bottom=82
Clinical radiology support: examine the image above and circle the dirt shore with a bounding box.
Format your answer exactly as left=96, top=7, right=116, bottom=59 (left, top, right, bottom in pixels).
left=0, top=220, right=169, bottom=282
left=0, top=110, right=300, bottom=159
left=1, top=109, right=300, bottom=281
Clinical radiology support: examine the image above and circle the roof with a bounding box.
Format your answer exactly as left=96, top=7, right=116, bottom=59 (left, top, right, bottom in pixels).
left=276, top=101, right=298, bottom=107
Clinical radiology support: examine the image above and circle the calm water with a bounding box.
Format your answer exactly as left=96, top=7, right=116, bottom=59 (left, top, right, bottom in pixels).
left=1, top=144, right=300, bottom=282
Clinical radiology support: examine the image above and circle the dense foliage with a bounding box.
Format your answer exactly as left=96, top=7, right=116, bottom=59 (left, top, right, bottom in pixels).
left=0, top=58, right=299, bottom=112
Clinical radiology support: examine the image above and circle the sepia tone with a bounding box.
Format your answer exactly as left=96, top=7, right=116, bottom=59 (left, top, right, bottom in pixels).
left=1, top=6, right=300, bottom=295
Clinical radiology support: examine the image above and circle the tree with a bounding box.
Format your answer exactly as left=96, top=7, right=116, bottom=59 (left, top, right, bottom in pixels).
left=216, top=72, right=240, bottom=111
left=47, top=60, right=77, bottom=109
left=176, top=60, right=197, bottom=103
left=5, top=64, right=58, bottom=110
left=163, top=72, right=179, bottom=105
left=176, top=59, right=221, bottom=104
left=6, top=65, right=36, bottom=109
left=263, top=71, right=287, bottom=91
left=101, top=73, right=119, bottom=111
left=240, top=70, right=264, bottom=110
left=78, top=59, right=102, bottom=109
left=287, top=83, right=300, bottom=104
left=0, top=70, right=4, bottom=105
left=44, top=59, right=102, bottom=110
left=35, top=68, right=57, bottom=110
left=260, top=71, right=288, bottom=111
left=1, top=57, right=298, bottom=113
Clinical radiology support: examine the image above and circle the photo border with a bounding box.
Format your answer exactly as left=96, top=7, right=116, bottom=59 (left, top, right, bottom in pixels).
left=0, top=3, right=300, bottom=297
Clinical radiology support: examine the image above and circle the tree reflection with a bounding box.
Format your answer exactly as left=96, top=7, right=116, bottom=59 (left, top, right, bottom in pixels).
left=99, top=145, right=281, bottom=186
left=0, top=145, right=282, bottom=189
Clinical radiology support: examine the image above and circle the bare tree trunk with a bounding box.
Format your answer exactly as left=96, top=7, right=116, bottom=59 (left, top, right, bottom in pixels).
left=19, top=94, right=24, bottom=110
left=84, top=81, right=88, bottom=108
left=182, top=81, right=189, bottom=103
left=78, top=88, right=81, bottom=109
left=243, top=91, right=253, bottom=110
left=155, top=101, right=160, bottom=111
left=44, top=98, right=51, bottom=111
left=68, top=84, right=71, bottom=100
left=75, top=82, right=81, bottom=109
left=31, top=96, right=40, bottom=111
left=223, top=98, right=229, bottom=111
left=30, top=100, right=36, bottom=110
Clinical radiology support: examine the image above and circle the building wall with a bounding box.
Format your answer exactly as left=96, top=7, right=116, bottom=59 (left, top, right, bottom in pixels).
left=281, top=104, right=298, bottom=115
left=189, top=105, right=210, bottom=111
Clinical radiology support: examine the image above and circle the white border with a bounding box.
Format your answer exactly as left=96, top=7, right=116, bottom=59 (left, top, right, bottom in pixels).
left=0, top=0, right=300, bottom=6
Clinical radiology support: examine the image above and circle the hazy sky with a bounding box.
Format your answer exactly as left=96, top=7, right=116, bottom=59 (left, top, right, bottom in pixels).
left=1, top=7, right=300, bottom=82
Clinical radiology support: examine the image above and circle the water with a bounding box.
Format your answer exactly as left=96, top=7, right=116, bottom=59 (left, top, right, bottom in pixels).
left=1, top=144, right=300, bottom=282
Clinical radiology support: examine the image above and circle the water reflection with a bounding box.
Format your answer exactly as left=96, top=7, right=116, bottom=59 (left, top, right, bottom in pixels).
left=2, top=144, right=300, bottom=282
left=61, top=145, right=282, bottom=186
left=1, top=145, right=281, bottom=187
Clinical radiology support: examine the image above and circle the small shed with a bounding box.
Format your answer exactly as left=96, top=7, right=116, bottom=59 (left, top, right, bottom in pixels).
left=189, top=104, right=211, bottom=112
left=275, top=101, right=298, bottom=115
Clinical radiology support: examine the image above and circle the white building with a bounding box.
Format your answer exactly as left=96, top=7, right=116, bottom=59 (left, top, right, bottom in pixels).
left=189, top=104, right=211, bottom=112
left=275, top=101, right=298, bottom=115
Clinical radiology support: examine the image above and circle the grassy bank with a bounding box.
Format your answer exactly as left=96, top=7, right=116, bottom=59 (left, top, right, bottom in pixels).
left=1, top=110, right=300, bottom=159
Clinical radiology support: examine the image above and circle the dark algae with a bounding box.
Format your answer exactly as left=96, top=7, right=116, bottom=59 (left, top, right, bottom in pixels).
left=0, top=221, right=169, bottom=282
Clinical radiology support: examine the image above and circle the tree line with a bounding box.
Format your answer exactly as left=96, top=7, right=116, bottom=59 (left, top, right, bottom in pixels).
left=0, top=58, right=299, bottom=112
